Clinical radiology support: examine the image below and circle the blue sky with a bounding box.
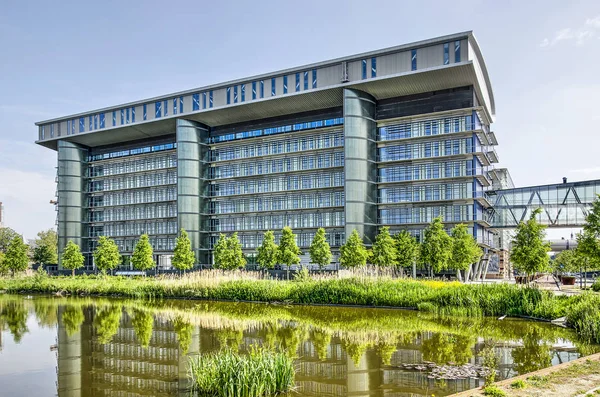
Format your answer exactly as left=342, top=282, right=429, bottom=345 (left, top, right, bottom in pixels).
left=1, top=0, right=599, bottom=239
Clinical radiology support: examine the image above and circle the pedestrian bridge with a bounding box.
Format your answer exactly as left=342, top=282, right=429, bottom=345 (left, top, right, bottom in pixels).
left=487, top=178, right=600, bottom=229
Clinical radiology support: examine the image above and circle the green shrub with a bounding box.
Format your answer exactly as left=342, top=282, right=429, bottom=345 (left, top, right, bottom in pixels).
left=482, top=385, right=506, bottom=397
left=566, top=294, right=600, bottom=343
left=592, top=279, right=600, bottom=292
left=510, top=379, right=526, bottom=389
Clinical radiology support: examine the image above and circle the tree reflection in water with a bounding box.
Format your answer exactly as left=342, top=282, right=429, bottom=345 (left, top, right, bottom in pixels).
left=130, top=309, right=153, bottom=348
left=0, top=301, right=28, bottom=343
left=93, top=305, right=122, bottom=344
left=62, top=306, right=84, bottom=336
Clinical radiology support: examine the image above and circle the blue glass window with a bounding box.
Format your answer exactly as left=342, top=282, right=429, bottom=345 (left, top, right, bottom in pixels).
left=155, top=102, right=162, bottom=118
left=209, top=91, right=213, bottom=108
left=443, top=43, right=449, bottom=65
left=295, top=73, right=300, bottom=92
left=180, top=96, right=184, bottom=113
left=143, top=104, right=147, bottom=120
left=120, top=109, right=124, bottom=125
left=227, top=87, right=231, bottom=104
left=241, top=84, right=245, bottom=102
left=283, top=76, right=288, bottom=94
left=234, top=85, right=238, bottom=103
left=252, top=82, right=257, bottom=99
left=411, top=49, right=417, bottom=71
left=79, top=117, right=85, bottom=132
left=260, top=81, right=264, bottom=98
left=112, top=111, right=116, bottom=126
left=89, top=116, right=93, bottom=130
left=71, top=119, right=75, bottom=135
left=94, top=114, right=98, bottom=129
left=454, top=40, right=461, bottom=62
left=131, top=107, right=135, bottom=123
left=99, top=113, right=105, bottom=129
left=362, top=59, right=367, bottom=79
left=202, top=92, right=207, bottom=109
left=312, top=69, right=317, bottom=88
left=304, top=71, right=309, bottom=90
left=371, top=57, right=377, bottom=78
left=50, top=124, right=54, bottom=138
left=163, top=100, right=168, bottom=116
left=126, top=108, right=130, bottom=124
left=193, top=93, right=200, bottom=111
left=271, top=78, right=276, bottom=96
left=173, top=98, right=177, bottom=114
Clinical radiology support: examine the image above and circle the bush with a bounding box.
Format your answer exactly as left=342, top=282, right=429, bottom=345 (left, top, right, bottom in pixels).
left=482, top=385, right=506, bottom=397
left=566, top=294, right=600, bottom=343
left=510, top=379, right=526, bottom=389
left=591, top=279, right=600, bottom=292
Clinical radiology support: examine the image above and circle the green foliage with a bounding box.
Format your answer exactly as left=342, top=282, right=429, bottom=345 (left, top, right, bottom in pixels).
left=576, top=229, right=600, bottom=270
left=62, top=241, right=85, bottom=276
left=310, top=329, right=332, bottom=360
left=510, top=379, right=526, bottom=389
left=566, top=294, right=600, bottom=343
left=189, top=348, right=295, bottom=397
left=371, top=227, right=397, bottom=267
left=172, top=229, right=195, bottom=271
left=450, top=224, right=482, bottom=271
left=277, top=227, right=301, bottom=269
left=0, top=301, right=29, bottom=343
left=173, top=316, right=193, bottom=354
left=214, top=233, right=247, bottom=270
left=394, top=231, right=419, bottom=269
left=131, top=234, right=155, bottom=271
left=420, top=217, right=452, bottom=273
left=0, top=227, right=19, bottom=253
left=481, top=341, right=500, bottom=385
left=592, top=279, right=600, bottom=292
left=0, top=251, right=6, bottom=276
left=32, top=229, right=57, bottom=265
left=553, top=249, right=580, bottom=274
left=309, top=228, right=332, bottom=270
left=339, top=229, right=368, bottom=268
left=257, top=231, right=278, bottom=270
left=293, top=266, right=311, bottom=282
left=61, top=306, right=84, bottom=336
left=482, top=385, right=506, bottom=397
left=510, top=209, right=551, bottom=276
left=94, top=305, right=122, bottom=344
left=4, top=236, right=29, bottom=275
left=131, top=309, right=153, bottom=347
left=93, top=236, right=122, bottom=273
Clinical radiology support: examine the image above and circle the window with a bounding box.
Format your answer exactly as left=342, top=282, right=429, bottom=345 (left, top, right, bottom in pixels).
left=79, top=118, right=84, bottom=132
left=202, top=92, right=207, bottom=109
left=50, top=124, right=54, bottom=138
left=155, top=102, right=162, bottom=118
left=411, top=49, right=417, bottom=71
left=71, top=119, right=75, bottom=135
left=227, top=87, right=231, bottom=104
left=173, top=98, right=178, bottom=114
left=304, top=71, right=308, bottom=90
left=283, top=75, right=288, bottom=94
left=164, top=100, right=168, bottom=116
left=271, top=78, right=276, bottom=96
left=180, top=96, right=184, bottom=113
left=131, top=107, right=135, bottom=123
left=112, top=111, right=116, bottom=126
left=233, top=85, right=238, bottom=103
left=260, top=80, right=264, bottom=98
left=209, top=91, right=213, bottom=107
left=312, top=69, right=317, bottom=88
left=89, top=116, right=93, bottom=130
left=371, top=57, right=376, bottom=78
left=100, top=113, right=105, bottom=129
left=454, top=40, right=461, bottom=62
left=362, top=59, right=367, bottom=79
left=295, top=73, right=300, bottom=92
left=241, top=84, right=245, bottom=102
left=143, top=104, right=147, bottom=120
left=41, top=126, right=45, bottom=140
left=193, top=93, right=200, bottom=111
left=126, top=108, right=129, bottom=124
left=443, top=43, right=449, bottom=65
left=121, top=109, right=124, bottom=125
left=252, top=82, right=257, bottom=100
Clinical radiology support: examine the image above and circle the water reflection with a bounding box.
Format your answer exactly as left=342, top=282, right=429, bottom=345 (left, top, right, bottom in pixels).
left=0, top=295, right=597, bottom=397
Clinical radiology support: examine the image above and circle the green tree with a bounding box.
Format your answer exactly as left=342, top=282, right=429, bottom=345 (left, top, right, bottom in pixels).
left=4, top=236, right=29, bottom=276
left=339, top=229, right=368, bottom=268
left=371, top=226, right=397, bottom=267
left=510, top=209, right=550, bottom=278
left=420, top=217, right=452, bottom=274
left=213, top=233, right=228, bottom=269
left=278, top=227, right=301, bottom=275
left=0, top=252, right=6, bottom=276
left=173, top=316, right=193, bottom=354
left=214, top=233, right=246, bottom=270
left=172, top=229, right=195, bottom=272
left=32, top=229, right=58, bottom=265
left=257, top=230, right=278, bottom=270
left=93, top=236, right=122, bottom=274
left=309, top=228, right=332, bottom=272
left=553, top=249, right=579, bottom=275
left=131, top=234, right=155, bottom=272
left=450, top=224, right=483, bottom=281
left=575, top=229, right=600, bottom=287
left=131, top=309, right=153, bottom=348
left=62, top=306, right=85, bottom=337
left=394, top=231, right=419, bottom=274
left=62, top=241, right=85, bottom=277
left=227, top=232, right=247, bottom=270
left=0, top=227, right=19, bottom=253
left=94, top=305, right=122, bottom=344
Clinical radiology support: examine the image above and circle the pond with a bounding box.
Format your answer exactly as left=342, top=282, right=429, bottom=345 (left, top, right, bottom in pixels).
left=0, top=294, right=597, bottom=397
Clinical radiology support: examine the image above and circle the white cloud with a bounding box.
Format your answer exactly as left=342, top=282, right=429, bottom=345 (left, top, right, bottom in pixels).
left=540, top=15, right=600, bottom=47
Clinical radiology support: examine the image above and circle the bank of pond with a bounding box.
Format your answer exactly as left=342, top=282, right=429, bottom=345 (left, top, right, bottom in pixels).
left=0, top=294, right=599, bottom=396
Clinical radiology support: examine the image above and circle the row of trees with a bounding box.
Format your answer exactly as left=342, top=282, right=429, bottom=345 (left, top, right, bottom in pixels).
left=0, top=227, right=59, bottom=276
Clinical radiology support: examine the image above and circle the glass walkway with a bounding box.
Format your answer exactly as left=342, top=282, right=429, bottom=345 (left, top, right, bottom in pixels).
left=487, top=179, right=600, bottom=228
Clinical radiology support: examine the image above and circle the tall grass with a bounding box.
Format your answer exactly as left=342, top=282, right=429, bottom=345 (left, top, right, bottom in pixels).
left=188, top=348, right=294, bottom=397
left=566, top=294, right=600, bottom=343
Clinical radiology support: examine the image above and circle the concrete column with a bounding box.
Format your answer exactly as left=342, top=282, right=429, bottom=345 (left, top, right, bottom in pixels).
left=57, top=141, right=87, bottom=268
left=57, top=306, right=82, bottom=397
left=343, top=89, right=378, bottom=245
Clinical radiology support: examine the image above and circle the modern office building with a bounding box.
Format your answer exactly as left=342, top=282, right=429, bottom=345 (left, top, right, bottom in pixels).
left=35, top=31, right=500, bottom=269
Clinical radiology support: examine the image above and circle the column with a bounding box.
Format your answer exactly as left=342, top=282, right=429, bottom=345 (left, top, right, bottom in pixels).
left=57, top=306, right=82, bottom=397
left=57, top=141, right=87, bottom=268
left=343, top=89, right=378, bottom=244
left=176, top=119, right=209, bottom=264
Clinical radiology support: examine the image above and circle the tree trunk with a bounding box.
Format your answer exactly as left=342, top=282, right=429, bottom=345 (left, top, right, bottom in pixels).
left=72, top=268, right=75, bottom=277
left=457, top=269, right=463, bottom=282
